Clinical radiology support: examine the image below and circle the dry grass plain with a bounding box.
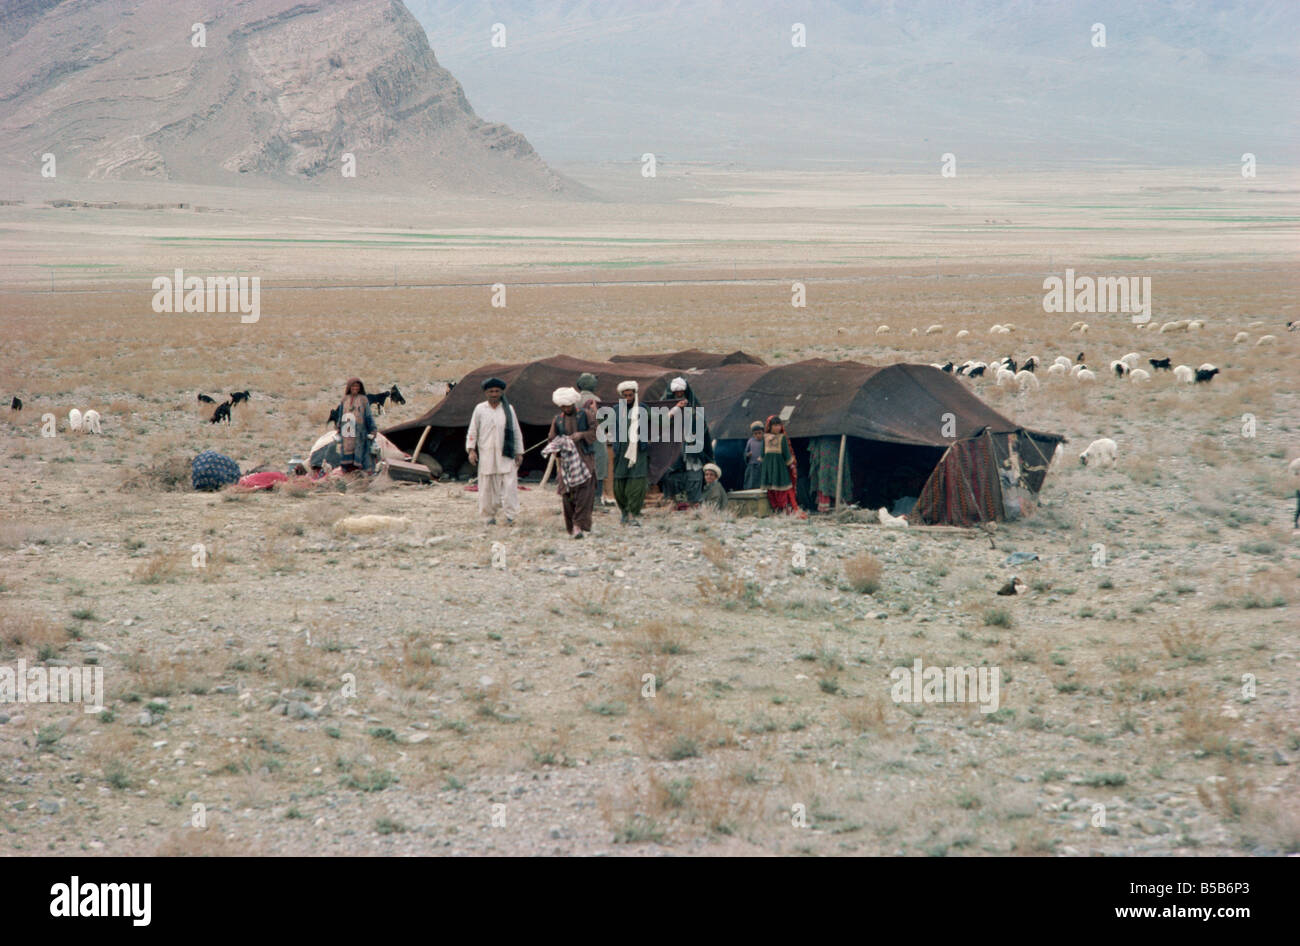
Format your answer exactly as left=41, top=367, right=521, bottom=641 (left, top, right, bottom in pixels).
left=0, top=168, right=1297, bottom=856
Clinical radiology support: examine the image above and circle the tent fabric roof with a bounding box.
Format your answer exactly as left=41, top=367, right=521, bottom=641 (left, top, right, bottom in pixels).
left=383, top=355, right=684, bottom=448
left=609, top=349, right=766, bottom=369
left=687, top=359, right=1059, bottom=446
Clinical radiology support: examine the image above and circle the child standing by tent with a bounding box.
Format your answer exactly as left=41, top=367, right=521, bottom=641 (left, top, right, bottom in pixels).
left=743, top=420, right=764, bottom=489
left=760, top=416, right=798, bottom=514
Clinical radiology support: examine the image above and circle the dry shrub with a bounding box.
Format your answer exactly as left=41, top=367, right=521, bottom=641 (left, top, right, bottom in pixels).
left=132, top=552, right=180, bottom=584
left=700, top=538, right=728, bottom=569
left=400, top=635, right=441, bottom=691
left=120, top=454, right=192, bottom=492
left=119, top=652, right=211, bottom=699
left=634, top=698, right=732, bottom=761
left=841, top=695, right=889, bottom=734
left=0, top=521, right=65, bottom=549
left=154, top=830, right=251, bottom=856
left=0, top=602, right=64, bottom=655
left=629, top=620, right=689, bottom=656
left=1177, top=685, right=1235, bottom=756
left=1157, top=623, right=1220, bottom=661
left=646, top=772, right=763, bottom=837
left=843, top=552, right=883, bottom=594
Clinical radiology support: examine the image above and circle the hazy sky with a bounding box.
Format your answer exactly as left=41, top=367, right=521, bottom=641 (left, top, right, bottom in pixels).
left=410, top=0, right=1300, bottom=168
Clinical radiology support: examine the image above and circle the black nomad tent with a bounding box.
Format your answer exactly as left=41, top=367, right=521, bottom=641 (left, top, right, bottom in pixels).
left=385, top=354, right=1062, bottom=525
left=383, top=355, right=710, bottom=482
left=686, top=359, right=1064, bottom=525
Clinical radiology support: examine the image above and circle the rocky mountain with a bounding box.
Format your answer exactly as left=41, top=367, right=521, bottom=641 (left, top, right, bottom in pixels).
left=0, top=0, right=571, bottom=194
left=409, top=0, right=1300, bottom=168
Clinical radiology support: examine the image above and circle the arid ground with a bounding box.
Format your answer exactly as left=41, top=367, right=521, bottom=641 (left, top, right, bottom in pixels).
left=1, top=168, right=1297, bottom=855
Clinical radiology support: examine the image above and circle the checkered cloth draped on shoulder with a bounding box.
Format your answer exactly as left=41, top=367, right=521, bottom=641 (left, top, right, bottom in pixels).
left=541, top=434, right=592, bottom=490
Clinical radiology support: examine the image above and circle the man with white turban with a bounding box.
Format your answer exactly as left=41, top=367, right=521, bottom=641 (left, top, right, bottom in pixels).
left=545, top=386, right=598, bottom=537
left=612, top=380, right=649, bottom=526
left=659, top=376, right=706, bottom=507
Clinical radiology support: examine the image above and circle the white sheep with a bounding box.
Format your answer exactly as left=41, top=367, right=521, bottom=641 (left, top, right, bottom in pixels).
left=1256, top=334, right=1277, bottom=346
left=1159, top=321, right=1188, bottom=334
left=1076, top=368, right=1097, bottom=383
left=1173, top=365, right=1194, bottom=383
left=955, top=329, right=970, bottom=339
left=995, top=367, right=1017, bottom=388
left=1287, top=457, right=1300, bottom=477
left=67, top=408, right=82, bottom=432
left=1198, top=363, right=1217, bottom=372
left=1070, top=363, right=1085, bottom=377
left=989, top=324, right=1005, bottom=334
left=1129, top=368, right=1151, bottom=384
left=1047, top=363, right=1068, bottom=378
left=1053, top=356, right=1072, bottom=368
left=1077, top=323, right=1089, bottom=334
left=1120, top=352, right=1141, bottom=369
left=910, top=328, right=918, bottom=337
left=1079, top=438, right=1118, bottom=467
left=876, top=325, right=890, bottom=334
left=878, top=507, right=909, bottom=528
left=1015, top=370, right=1039, bottom=391
left=1188, top=320, right=1204, bottom=330
left=1234, top=331, right=1249, bottom=344
left=1110, top=359, right=1130, bottom=377
left=1002, top=323, right=1017, bottom=332
left=82, top=409, right=102, bottom=433
left=1248, top=320, right=1264, bottom=329
left=1069, top=320, right=1086, bottom=332
left=925, top=324, right=944, bottom=335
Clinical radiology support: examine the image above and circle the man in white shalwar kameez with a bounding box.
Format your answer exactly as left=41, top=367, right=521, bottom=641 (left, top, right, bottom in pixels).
left=466, top=377, right=524, bottom=524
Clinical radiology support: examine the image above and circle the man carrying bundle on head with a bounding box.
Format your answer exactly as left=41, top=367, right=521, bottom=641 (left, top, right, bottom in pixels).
left=466, top=377, right=523, bottom=526
left=544, top=387, right=598, bottom=539
left=612, top=380, right=650, bottom=526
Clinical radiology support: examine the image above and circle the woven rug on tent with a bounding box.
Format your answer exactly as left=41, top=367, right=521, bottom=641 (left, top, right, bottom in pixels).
left=914, top=438, right=1001, bottom=526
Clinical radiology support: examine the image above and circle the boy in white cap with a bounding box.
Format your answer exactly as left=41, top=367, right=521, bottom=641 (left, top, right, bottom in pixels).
left=466, top=377, right=523, bottom=525
left=702, top=462, right=727, bottom=510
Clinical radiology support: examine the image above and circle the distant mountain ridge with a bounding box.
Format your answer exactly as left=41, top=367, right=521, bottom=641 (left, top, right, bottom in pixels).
left=409, top=0, right=1300, bottom=168
left=0, top=0, right=573, bottom=194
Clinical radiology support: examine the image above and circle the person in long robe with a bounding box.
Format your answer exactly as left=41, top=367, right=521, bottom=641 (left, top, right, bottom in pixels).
left=546, top=387, right=598, bottom=538
left=659, top=376, right=706, bottom=507
left=576, top=372, right=610, bottom=506
left=612, top=380, right=649, bottom=526
left=466, top=377, right=523, bottom=525
left=333, top=378, right=377, bottom=473
left=760, top=415, right=798, bottom=514
left=742, top=421, right=764, bottom=489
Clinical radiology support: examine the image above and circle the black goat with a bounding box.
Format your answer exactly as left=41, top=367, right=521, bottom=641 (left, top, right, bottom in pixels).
left=1076, top=351, right=1085, bottom=363
left=366, top=391, right=390, bottom=414
left=210, top=401, right=232, bottom=424
left=941, top=362, right=954, bottom=373
left=388, top=384, right=406, bottom=405
left=328, top=406, right=341, bottom=425
left=230, top=390, right=251, bottom=406
left=1195, top=367, right=1220, bottom=383
left=967, top=365, right=986, bottom=379
left=10, top=396, right=21, bottom=411
left=197, top=393, right=215, bottom=404
left=1149, top=358, right=1172, bottom=371
left=1022, top=356, right=1037, bottom=373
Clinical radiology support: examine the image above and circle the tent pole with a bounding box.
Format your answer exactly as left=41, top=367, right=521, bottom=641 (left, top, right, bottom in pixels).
left=834, top=434, right=846, bottom=508
left=540, top=455, right=556, bottom=487
left=412, top=425, right=433, bottom=461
